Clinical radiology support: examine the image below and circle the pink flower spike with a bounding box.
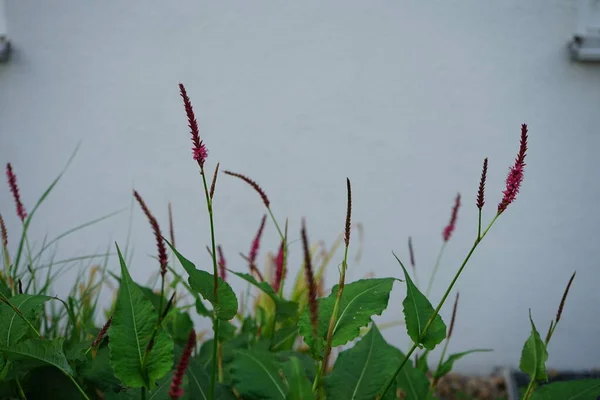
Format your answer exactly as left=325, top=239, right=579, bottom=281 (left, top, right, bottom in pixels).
left=179, top=83, right=208, bottom=166
left=272, top=240, right=284, bottom=292
left=6, top=163, right=27, bottom=222
left=442, top=193, right=461, bottom=242
left=249, top=214, right=267, bottom=264
left=169, top=329, right=196, bottom=399
left=498, top=124, right=528, bottom=214
left=217, top=245, right=227, bottom=280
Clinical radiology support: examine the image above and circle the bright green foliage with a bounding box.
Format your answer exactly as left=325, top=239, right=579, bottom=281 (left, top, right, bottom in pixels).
left=434, top=349, right=493, bottom=379
left=230, top=349, right=287, bottom=400
left=108, top=245, right=174, bottom=388
left=0, top=294, right=51, bottom=346
left=271, top=325, right=299, bottom=351
left=166, top=240, right=238, bottom=320
left=229, top=270, right=298, bottom=321
left=530, top=379, right=600, bottom=400
left=187, top=357, right=236, bottom=400
left=395, top=350, right=430, bottom=400
left=396, top=255, right=447, bottom=350
left=519, top=311, right=548, bottom=382
left=164, top=310, right=194, bottom=345
left=0, top=338, right=72, bottom=375
left=299, top=278, right=395, bottom=358
left=284, top=357, right=315, bottom=400
left=324, top=324, right=401, bottom=400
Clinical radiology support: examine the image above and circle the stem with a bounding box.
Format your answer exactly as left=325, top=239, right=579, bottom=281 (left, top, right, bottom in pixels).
left=201, top=168, right=221, bottom=400
left=477, top=208, right=482, bottom=240
left=425, top=242, right=447, bottom=298
left=158, top=275, right=165, bottom=319
left=64, top=372, right=91, bottom=400
left=16, top=378, right=27, bottom=400
left=24, top=236, right=37, bottom=294
left=379, top=215, right=500, bottom=399
left=313, top=244, right=349, bottom=391
left=523, top=379, right=536, bottom=400
left=431, top=337, right=451, bottom=390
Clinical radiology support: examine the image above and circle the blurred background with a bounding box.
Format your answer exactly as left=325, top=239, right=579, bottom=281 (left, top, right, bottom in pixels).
left=1, top=0, right=599, bottom=375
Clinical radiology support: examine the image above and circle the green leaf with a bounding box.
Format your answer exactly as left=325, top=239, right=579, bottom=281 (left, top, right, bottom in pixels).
left=81, top=345, right=122, bottom=392
left=395, top=253, right=446, bottom=350
left=284, top=357, right=315, bottom=400
left=109, top=244, right=174, bottom=388
left=530, top=379, right=600, bottom=400
left=415, top=350, right=430, bottom=374
left=519, top=310, right=548, bottom=382
left=272, top=325, right=299, bottom=351
left=166, top=240, right=238, bottom=320
left=324, top=323, right=402, bottom=400
left=229, top=270, right=298, bottom=321
left=395, top=350, right=430, bottom=400
left=230, top=349, right=287, bottom=400
left=187, top=357, right=236, bottom=400
left=0, top=294, right=51, bottom=346
left=299, top=278, right=395, bottom=359
left=164, top=310, right=194, bottom=345
left=0, top=338, right=73, bottom=375
left=434, top=349, right=493, bottom=379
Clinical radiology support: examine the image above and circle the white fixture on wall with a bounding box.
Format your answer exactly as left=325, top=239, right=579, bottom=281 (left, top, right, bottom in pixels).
left=569, top=0, right=600, bottom=61
left=0, top=0, right=10, bottom=63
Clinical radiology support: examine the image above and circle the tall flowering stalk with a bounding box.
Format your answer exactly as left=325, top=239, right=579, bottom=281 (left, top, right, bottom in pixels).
left=179, top=83, right=221, bottom=399
left=314, top=178, right=352, bottom=391
left=425, top=193, right=461, bottom=297
left=432, top=292, right=460, bottom=388
left=223, top=170, right=289, bottom=295
left=6, top=163, right=27, bottom=222
left=379, top=124, right=530, bottom=399
left=0, top=214, right=10, bottom=285
left=169, top=329, right=196, bottom=400
left=301, top=219, right=319, bottom=341
left=133, top=190, right=169, bottom=321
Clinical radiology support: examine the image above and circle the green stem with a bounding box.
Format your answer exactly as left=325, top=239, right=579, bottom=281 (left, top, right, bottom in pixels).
left=23, top=236, right=37, bottom=294
left=379, top=215, right=500, bottom=399
left=158, top=275, right=165, bottom=320
left=313, top=244, right=349, bottom=392
left=16, top=377, right=27, bottom=400
left=431, top=337, right=451, bottom=391
left=201, top=168, right=221, bottom=400
left=425, top=242, right=447, bottom=298
left=477, top=208, right=482, bottom=240
left=523, top=379, right=536, bottom=400
left=64, top=372, right=91, bottom=400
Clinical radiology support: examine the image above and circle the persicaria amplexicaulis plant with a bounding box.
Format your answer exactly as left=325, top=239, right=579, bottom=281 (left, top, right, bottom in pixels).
left=1, top=84, right=597, bottom=400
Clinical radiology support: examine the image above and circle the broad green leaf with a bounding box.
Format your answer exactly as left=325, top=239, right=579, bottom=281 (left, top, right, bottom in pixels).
left=324, top=323, right=401, bottom=400
left=272, top=325, right=299, bottom=351
left=275, top=351, right=317, bottom=382
left=434, top=349, right=492, bottom=379
left=299, top=278, right=395, bottom=359
left=164, top=310, right=194, bottom=345
left=0, top=294, right=51, bottom=346
left=109, top=244, right=174, bottom=388
left=166, top=241, right=238, bottom=320
left=230, top=349, right=286, bottom=400
left=138, top=285, right=166, bottom=314
left=530, top=379, right=600, bottom=400
left=519, top=311, right=548, bottom=382
left=284, top=357, right=315, bottom=400
left=229, top=270, right=298, bottom=321
left=415, top=350, right=430, bottom=374
left=0, top=338, right=72, bottom=375
left=187, top=357, right=236, bottom=400
left=395, top=254, right=446, bottom=350
left=395, top=350, right=430, bottom=400
left=81, top=345, right=122, bottom=392
left=0, top=281, right=10, bottom=298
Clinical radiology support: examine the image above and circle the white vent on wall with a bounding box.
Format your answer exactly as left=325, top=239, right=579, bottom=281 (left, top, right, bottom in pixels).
left=0, top=0, right=10, bottom=63
left=569, top=0, right=600, bottom=61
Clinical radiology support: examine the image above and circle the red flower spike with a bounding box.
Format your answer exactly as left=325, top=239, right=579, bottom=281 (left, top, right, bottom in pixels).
left=0, top=213, right=7, bottom=249
left=217, top=245, right=227, bottom=280
left=477, top=158, right=488, bottom=210
left=301, top=219, right=319, bottom=339
left=498, top=124, right=528, bottom=214
left=442, top=194, right=461, bottom=242
left=272, top=240, right=284, bottom=292
left=249, top=215, right=267, bottom=265
left=223, top=171, right=271, bottom=208
left=6, top=163, right=27, bottom=222
left=133, top=190, right=168, bottom=277
left=169, top=329, right=196, bottom=399
left=92, top=317, right=112, bottom=348
left=179, top=83, right=208, bottom=166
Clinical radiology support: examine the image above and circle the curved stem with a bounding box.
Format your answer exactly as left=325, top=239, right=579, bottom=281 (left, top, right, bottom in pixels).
left=313, top=244, right=349, bottom=392
left=64, top=373, right=91, bottom=400
left=379, top=215, right=500, bottom=399
left=201, top=168, right=221, bottom=399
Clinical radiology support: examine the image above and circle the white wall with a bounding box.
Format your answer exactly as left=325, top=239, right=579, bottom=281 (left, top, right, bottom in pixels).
left=1, top=1, right=599, bottom=374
